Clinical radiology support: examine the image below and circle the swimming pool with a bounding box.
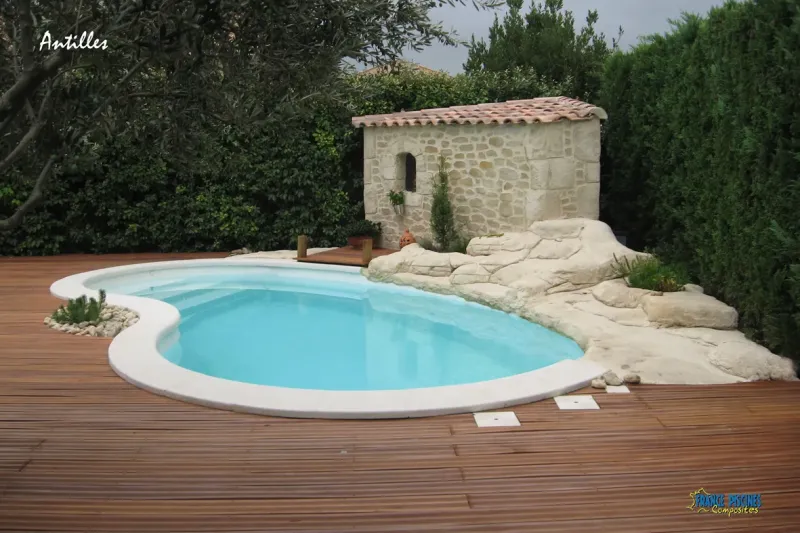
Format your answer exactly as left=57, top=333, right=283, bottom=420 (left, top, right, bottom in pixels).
left=51, top=259, right=605, bottom=418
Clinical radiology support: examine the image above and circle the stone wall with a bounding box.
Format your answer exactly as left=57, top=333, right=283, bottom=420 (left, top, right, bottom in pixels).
left=362, top=120, right=601, bottom=249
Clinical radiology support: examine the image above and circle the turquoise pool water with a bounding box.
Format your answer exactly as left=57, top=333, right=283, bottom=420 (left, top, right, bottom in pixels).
left=123, top=268, right=583, bottom=391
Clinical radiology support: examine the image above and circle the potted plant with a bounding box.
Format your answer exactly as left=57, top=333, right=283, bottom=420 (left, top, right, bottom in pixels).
left=387, top=190, right=405, bottom=215
left=345, top=219, right=382, bottom=249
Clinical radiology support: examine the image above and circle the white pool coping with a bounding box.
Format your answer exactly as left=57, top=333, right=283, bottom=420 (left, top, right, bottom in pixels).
left=50, top=258, right=606, bottom=419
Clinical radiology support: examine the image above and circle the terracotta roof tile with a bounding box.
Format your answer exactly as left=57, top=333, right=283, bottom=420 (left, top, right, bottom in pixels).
left=352, top=97, right=607, bottom=128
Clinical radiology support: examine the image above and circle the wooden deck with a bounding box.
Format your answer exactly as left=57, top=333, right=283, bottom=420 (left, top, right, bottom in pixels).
left=296, top=245, right=397, bottom=267
left=1, top=254, right=799, bottom=532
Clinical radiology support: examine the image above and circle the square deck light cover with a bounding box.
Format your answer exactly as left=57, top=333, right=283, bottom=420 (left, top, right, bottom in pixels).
left=606, top=385, right=630, bottom=394
left=473, top=411, right=521, bottom=427
left=554, top=395, right=600, bottom=410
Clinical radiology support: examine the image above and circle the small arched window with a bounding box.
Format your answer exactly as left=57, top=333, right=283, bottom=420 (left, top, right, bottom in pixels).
left=404, top=153, right=416, bottom=192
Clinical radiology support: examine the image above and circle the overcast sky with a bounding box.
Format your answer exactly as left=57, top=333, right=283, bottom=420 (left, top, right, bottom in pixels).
left=402, top=0, right=724, bottom=73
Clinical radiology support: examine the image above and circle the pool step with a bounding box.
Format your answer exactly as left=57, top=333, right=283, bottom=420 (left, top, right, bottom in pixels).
left=177, top=290, right=255, bottom=327
left=159, top=288, right=240, bottom=311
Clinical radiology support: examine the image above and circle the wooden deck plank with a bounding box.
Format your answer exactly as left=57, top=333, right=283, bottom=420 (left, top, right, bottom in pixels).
left=296, top=246, right=396, bottom=267
left=0, top=254, right=799, bottom=531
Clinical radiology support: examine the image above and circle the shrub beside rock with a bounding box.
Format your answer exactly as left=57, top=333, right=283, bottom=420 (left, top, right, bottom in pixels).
left=44, top=305, right=139, bottom=337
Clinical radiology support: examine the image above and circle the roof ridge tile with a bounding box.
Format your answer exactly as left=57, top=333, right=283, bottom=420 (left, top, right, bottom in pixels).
left=352, top=97, right=606, bottom=128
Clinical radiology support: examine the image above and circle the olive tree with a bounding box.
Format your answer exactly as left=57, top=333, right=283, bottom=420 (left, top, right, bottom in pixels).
left=0, top=0, right=499, bottom=231
left=464, top=0, right=621, bottom=100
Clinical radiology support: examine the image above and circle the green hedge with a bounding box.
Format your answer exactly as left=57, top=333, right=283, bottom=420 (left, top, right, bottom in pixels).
left=0, top=68, right=564, bottom=256
left=600, top=0, right=800, bottom=363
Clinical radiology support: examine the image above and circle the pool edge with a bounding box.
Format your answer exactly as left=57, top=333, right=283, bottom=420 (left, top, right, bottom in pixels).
left=50, top=258, right=606, bottom=419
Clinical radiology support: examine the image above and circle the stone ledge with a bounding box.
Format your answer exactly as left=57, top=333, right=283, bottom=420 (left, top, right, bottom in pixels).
left=592, top=279, right=658, bottom=309
left=642, top=292, right=738, bottom=329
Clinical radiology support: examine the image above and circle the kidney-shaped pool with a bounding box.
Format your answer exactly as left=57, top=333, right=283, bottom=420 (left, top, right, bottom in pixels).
left=51, top=259, right=604, bottom=418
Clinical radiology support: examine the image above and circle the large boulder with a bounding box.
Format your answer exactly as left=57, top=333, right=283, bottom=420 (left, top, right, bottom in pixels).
left=467, top=232, right=542, bottom=256
left=708, top=341, right=797, bottom=381
left=528, top=218, right=586, bottom=239
left=642, top=292, right=738, bottom=329
left=363, top=219, right=797, bottom=385
left=451, top=263, right=492, bottom=285
left=592, top=279, right=659, bottom=309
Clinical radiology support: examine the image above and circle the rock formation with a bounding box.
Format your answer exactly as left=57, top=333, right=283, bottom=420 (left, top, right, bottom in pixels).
left=366, top=218, right=796, bottom=384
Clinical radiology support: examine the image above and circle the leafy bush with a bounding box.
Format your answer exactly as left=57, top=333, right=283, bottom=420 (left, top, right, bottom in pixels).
left=344, top=219, right=381, bottom=239
left=600, top=1, right=800, bottom=364
left=387, top=190, right=405, bottom=206
left=765, top=221, right=800, bottom=357
left=52, top=290, right=107, bottom=325
left=1, top=67, right=566, bottom=257
left=442, top=234, right=471, bottom=254
left=417, top=237, right=435, bottom=250
left=464, top=0, right=619, bottom=101
left=613, top=255, right=687, bottom=292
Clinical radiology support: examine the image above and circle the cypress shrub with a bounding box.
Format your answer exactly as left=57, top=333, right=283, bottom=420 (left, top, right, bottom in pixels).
left=600, top=0, right=800, bottom=363
left=430, top=156, right=457, bottom=251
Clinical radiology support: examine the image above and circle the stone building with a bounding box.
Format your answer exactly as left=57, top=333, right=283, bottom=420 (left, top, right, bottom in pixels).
left=351, top=97, right=607, bottom=248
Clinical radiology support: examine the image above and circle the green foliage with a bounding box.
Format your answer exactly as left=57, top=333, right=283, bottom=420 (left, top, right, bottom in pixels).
left=464, top=0, right=621, bottom=100
left=346, top=64, right=570, bottom=116
left=1, top=66, right=565, bottom=256
left=426, top=156, right=471, bottom=254
left=417, top=237, right=435, bottom=251
left=765, top=221, right=800, bottom=357
left=344, top=219, right=382, bottom=239
left=51, top=290, right=107, bottom=325
left=387, top=190, right=405, bottom=206
left=600, top=0, right=800, bottom=363
left=612, top=255, right=688, bottom=293
left=430, top=156, right=457, bottom=251
left=1, top=0, right=505, bottom=233
left=442, top=234, right=471, bottom=255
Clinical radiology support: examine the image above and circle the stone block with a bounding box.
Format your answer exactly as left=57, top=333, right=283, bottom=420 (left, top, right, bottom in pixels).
left=405, top=191, right=423, bottom=207
left=525, top=190, right=562, bottom=223
left=548, top=159, right=575, bottom=189
left=498, top=167, right=519, bottom=180
left=530, top=160, right=549, bottom=189
left=364, top=131, right=377, bottom=159
left=364, top=189, right=378, bottom=215
left=586, top=162, right=600, bottom=183
left=575, top=183, right=600, bottom=219
left=573, top=120, right=601, bottom=162
left=526, top=122, right=564, bottom=159
left=489, top=136, right=504, bottom=147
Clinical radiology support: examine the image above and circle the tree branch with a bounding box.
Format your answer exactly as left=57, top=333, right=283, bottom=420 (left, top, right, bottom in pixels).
left=0, top=82, right=54, bottom=176
left=16, top=0, right=34, bottom=72
left=0, top=48, right=71, bottom=124
left=121, top=90, right=189, bottom=99
left=66, top=56, right=152, bottom=146
left=24, top=99, right=36, bottom=122
left=0, top=120, right=45, bottom=176
left=0, top=54, right=151, bottom=232
left=0, top=106, right=21, bottom=139
left=0, top=155, right=57, bottom=232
